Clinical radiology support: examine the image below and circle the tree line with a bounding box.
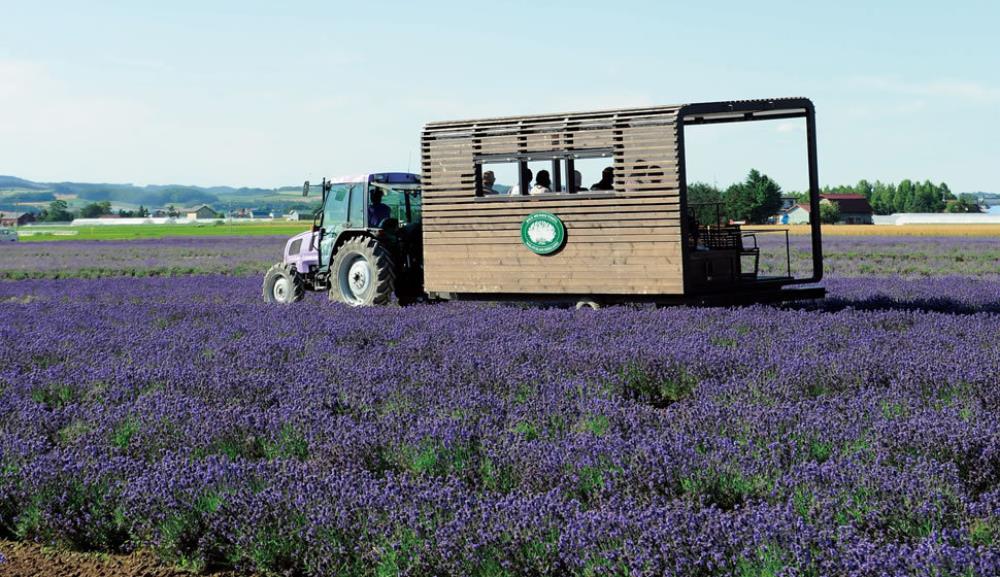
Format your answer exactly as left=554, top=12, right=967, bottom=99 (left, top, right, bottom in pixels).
left=688, top=171, right=968, bottom=225
left=799, top=180, right=974, bottom=215
left=687, top=170, right=784, bottom=225
left=35, top=200, right=154, bottom=222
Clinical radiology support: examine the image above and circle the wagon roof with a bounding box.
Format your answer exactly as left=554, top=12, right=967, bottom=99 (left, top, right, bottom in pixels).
left=423, top=97, right=813, bottom=130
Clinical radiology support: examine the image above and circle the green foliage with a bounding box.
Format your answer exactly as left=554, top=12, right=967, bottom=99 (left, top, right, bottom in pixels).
left=57, top=420, right=93, bottom=446
left=686, top=182, right=725, bottom=225
left=30, top=382, right=76, bottom=409
left=793, top=179, right=956, bottom=215
left=80, top=201, right=113, bottom=218
left=945, top=197, right=980, bottom=213
left=574, top=463, right=616, bottom=505
left=819, top=201, right=841, bottom=224
left=379, top=439, right=479, bottom=478
left=620, top=362, right=697, bottom=408
left=680, top=469, right=771, bottom=510
left=262, top=424, right=309, bottom=461
left=111, top=418, right=140, bottom=449
left=575, top=414, right=610, bottom=437
left=375, top=528, right=423, bottom=577
left=512, top=421, right=540, bottom=441
left=724, top=170, right=783, bottom=224
left=39, top=199, right=75, bottom=222
left=969, top=518, right=997, bottom=546
left=793, top=487, right=816, bottom=522
left=479, top=457, right=518, bottom=493
left=736, top=545, right=786, bottom=577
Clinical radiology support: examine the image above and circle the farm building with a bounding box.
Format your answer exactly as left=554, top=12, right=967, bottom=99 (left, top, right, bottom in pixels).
left=823, top=194, right=873, bottom=224
left=0, top=212, right=37, bottom=227
left=182, top=205, right=218, bottom=220
left=785, top=194, right=873, bottom=225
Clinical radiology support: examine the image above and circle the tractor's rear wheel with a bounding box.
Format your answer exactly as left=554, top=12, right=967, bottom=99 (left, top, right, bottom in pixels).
left=329, top=236, right=395, bottom=306
left=263, top=263, right=305, bottom=304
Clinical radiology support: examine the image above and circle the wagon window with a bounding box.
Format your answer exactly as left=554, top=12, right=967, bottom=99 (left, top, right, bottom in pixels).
left=476, top=148, right=613, bottom=197
left=572, top=157, right=614, bottom=192
left=480, top=161, right=518, bottom=195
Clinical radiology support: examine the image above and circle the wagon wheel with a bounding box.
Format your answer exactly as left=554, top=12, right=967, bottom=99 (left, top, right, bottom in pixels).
left=575, top=299, right=602, bottom=310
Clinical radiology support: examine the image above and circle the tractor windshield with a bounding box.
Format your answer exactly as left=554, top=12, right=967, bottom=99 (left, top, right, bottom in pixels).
left=374, top=185, right=422, bottom=226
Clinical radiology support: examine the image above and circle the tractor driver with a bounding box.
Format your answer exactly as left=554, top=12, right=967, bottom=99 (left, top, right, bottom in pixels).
left=368, top=188, right=391, bottom=227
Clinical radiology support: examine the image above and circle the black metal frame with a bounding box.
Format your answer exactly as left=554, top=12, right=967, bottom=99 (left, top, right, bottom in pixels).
left=677, top=98, right=823, bottom=290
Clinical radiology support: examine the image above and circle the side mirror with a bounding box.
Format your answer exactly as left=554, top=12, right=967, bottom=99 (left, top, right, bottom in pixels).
left=302, top=181, right=310, bottom=197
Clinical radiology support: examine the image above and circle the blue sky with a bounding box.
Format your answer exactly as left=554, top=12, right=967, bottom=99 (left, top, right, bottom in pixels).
left=1, top=0, right=997, bottom=192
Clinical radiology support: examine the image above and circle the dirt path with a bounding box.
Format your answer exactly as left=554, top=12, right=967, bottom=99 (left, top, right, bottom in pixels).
left=0, top=540, right=244, bottom=577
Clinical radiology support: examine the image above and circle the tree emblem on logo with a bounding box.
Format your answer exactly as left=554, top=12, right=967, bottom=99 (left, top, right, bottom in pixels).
left=520, top=212, right=566, bottom=255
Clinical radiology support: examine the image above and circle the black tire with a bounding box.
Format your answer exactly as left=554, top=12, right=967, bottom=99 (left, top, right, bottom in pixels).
left=329, top=236, right=395, bottom=306
left=263, top=263, right=305, bottom=304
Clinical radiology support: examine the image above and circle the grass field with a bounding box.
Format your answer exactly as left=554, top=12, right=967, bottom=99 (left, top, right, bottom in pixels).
left=16, top=221, right=311, bottom=241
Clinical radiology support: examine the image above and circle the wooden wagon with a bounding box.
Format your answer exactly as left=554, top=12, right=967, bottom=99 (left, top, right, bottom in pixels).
left=419, top=98, right=824, bottom=306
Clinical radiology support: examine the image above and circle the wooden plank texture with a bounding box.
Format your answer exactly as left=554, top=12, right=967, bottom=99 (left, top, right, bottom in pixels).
left=421, top=105, right=688, bottom=295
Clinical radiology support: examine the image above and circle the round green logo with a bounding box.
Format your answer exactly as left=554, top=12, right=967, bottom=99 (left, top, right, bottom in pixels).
left=521, top=212, right=566, bottom=255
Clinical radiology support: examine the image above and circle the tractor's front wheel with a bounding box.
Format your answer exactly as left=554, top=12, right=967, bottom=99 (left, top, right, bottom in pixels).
left=263, top=263, right=305, bottom=304
left=329, top=236, right=395, bottom=306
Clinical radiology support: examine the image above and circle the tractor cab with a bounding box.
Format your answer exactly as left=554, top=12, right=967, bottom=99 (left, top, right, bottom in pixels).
left=263, top=172, right=423, bottom=306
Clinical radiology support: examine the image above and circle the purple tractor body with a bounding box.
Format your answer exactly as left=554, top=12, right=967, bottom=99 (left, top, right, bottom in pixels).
left=281, top=230, right=320, bottom=274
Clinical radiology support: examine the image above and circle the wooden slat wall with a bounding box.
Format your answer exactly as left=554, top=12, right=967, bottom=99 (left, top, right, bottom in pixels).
left=421, top=105, right=685, bottom=296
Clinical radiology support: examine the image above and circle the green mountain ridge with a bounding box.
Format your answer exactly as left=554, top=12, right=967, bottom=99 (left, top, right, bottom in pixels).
left=0, top=175, right=309, bottom=213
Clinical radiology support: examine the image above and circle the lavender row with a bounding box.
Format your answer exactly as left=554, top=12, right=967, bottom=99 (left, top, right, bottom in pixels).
left=0, top=236, right=284, bottom=279
left=759, top=234, right=1000, bottom=278
left=2, top=280, right=999, bottom=575
left=5, top=274, right=1000, bottom=315
left=3, top=234, right=999, bottom=280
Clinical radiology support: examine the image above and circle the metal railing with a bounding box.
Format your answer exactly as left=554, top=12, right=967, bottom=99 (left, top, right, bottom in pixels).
left=739, top=228, right=792, bottom=280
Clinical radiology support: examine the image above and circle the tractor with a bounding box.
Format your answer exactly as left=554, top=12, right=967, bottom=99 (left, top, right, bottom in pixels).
left=265, top=98, right=826, bottom=308
left=262, top=172, right=423, bottom=306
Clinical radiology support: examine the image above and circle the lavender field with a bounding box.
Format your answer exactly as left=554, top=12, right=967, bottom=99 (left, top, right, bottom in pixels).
left=0, top=236, right=285, bottom=279
left=2, top=236, right=1000, bottom=576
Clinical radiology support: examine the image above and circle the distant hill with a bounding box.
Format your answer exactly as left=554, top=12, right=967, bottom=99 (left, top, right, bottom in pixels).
left=0, top=175, right=307, bottom=212
left=959, top=191, right=1000, bottom=205
left=0, top=175, right=50, bottom=190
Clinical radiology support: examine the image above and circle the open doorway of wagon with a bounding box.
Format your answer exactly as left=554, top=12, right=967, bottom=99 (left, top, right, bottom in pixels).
left=682, top=115, right=818, bottom=281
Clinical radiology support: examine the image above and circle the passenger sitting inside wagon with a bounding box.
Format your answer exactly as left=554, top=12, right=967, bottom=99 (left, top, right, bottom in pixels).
left=508, top=167, right=533, bottom=196
left=591, top=166, right=614, bottom=190
left=531, top=170, right=552, bottom=195
left=368, top=188, right=391, bottom=227
left=482, top=170, right=499, bottom=195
